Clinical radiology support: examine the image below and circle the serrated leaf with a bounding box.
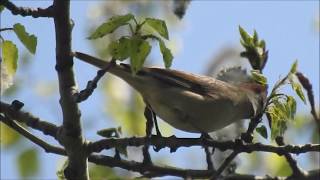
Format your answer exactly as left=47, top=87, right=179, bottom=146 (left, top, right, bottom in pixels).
left=145, top=18, right=169, bottom=40
left=289, top=77, right=306, bottom=103
left=251, top=70, right=267, bottom=85
left=286, top=96, right=296, bottom=120
left=130, top=37, right=151, bottom=74
left=108, top=37, right=131, bottom=61
left=97, top=127, right=120, bottom=138
left=159, top=39, right=173, bottom=68
left=267, top=101, right=288, bottom=140
left=290, top=60, right=298, bottom=74
left=256, top=125, right=268, bottom=139
left=2, top=40, right=18, bottom=75
left=13, top=23, right=37, bottom=54
left=18, top=148, right=39, bottom=177
left=239, top=26, right=251, bottom=44
left=88, top=14, right=134, bottom=39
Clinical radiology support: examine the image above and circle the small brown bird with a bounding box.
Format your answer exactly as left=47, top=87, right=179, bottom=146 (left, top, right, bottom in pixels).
left=74, top=52, right=267, bottom=133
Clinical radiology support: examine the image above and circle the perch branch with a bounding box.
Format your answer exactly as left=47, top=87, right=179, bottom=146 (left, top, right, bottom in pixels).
left=0, top=0, right=53, bottom=18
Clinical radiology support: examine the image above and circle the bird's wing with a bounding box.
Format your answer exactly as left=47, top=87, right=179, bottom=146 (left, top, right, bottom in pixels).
left=142, top=67, right=242, bottom=100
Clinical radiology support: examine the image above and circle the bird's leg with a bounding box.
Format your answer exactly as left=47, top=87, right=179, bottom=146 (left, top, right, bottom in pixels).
left=142, top=106, right=153, bottom=164
left=201, top=133, right=215, bottom=171
left=151, top=108, right=162, bottom=137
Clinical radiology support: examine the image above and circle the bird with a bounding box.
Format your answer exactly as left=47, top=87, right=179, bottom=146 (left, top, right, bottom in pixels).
left=73, top=52, right=267, bottom=133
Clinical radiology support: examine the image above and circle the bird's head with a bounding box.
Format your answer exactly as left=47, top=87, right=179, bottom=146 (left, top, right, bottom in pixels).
left=217, top=67, right=268, bottom=117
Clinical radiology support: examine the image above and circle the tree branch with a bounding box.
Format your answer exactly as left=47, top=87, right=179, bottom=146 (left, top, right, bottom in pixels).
left=53, top=0, right=88, bottom=179
left=0, top=115, right=66, bottom=155
left=88, top=135, right=320, bottom=155
left=275, top=137, right=306, bottom=178
left=73, top=57, right=116, bottom=103
left=0, top=0, right=53, bottom=18
left=0, top=101, right=58, bottom=138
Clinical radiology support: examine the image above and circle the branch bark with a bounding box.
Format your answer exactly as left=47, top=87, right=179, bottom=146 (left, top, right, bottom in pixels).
left=53, top=0, right=88, bottom=179
left=0, top=0, right=53, bottom=18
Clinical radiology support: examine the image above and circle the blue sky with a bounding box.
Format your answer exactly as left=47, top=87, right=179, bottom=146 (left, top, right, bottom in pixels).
left=1, top=1, right=319, bottom=179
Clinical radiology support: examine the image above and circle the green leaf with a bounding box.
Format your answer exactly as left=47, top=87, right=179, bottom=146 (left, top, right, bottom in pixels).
left=159, top=39, right=173, bottom=68
left=2, top=40, right=18, bottom=75
left=88, top=14, right=134, bottom=39
left=0, top=122, right=21, bottom=147
left=256, top=125, right=268, bottom=139
left=267, top=101, right=288, bottom=140
left=259, top=40, right=266, bottom=49
left=239, top=26, right=251, bottom=44
left=18, top=148, right=39, bottom=177
left=13, top=23, right=37, bottom=54
left=97, top=127, right=121, bottom=138
left=286, top=96, right=296, bottom=120
left=253, top=30, right=259, bottom=45
left=130, top=37, right=151, bottom=74
left=145, top=18, right=169, bottom=40
left=0, top=5, right=4, bottom=13
left=290, top=60, right=298, bottom=74
left=289, top=76, right=306, bottom=103
left=251, top=70, right=267, bottom=85
left=108, top=37, right=131, bottom=60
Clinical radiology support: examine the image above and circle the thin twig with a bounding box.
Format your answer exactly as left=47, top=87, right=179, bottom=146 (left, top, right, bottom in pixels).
left=74, top=58, right=116, bottom=103
left=212, top=151, right=239, bottom=179
left=0, top=28, right=14, bottom=32
left=0, top=0, right=54, bottom=18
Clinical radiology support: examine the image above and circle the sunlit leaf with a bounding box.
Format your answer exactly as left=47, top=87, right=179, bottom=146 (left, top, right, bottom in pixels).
left=17, top=148, right=39, bottom=177
left=145, top=18, right=169, bottom=40
left=290, top=60, right=298, bottom=74
left=88, top=14, right=134, bottom=39
left=251, top=70, right=267, bottom=85
left=289, top=76, right=306, bottom=103
left=256, top=125, right=268, bottom=139
left=239, top=26, right=251, bottom=44
left=2, top=40, right=18, bottom=75
left=108, top=37, right=131, bottom=61
left=13, top=23, right=37, bottom=54
left=286, top=96, right=296, bottom=120
left=130, top=37, right=151, bottom=74
left=267, top=102, right=288, bottom=140
left=0, top=122, right=21, bottom=147
left=159, top=39, right=173, bottom=68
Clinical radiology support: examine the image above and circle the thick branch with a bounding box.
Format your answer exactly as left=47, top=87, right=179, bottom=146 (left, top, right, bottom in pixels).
left=0, top=101, right=58, bottom=138
left=0, top=0, right=53, bottom=18
left=53, top=0, right=88, bottom=179
left=0, top=115, right=65, bottom=155
left=88, top=135, right=320, bottom=155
